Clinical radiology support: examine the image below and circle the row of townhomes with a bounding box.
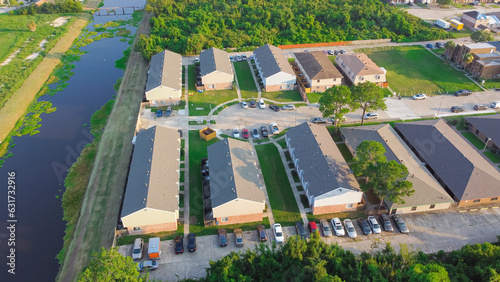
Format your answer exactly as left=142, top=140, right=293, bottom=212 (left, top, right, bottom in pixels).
left=143, top=44, right=387, bottom=105
left=446, top=42, right=500, bottom=79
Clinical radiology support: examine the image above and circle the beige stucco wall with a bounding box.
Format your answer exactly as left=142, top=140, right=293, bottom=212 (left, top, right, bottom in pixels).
left=391, top=202, right=452, bottom=214
left=146, top=86, right=181, bottom=102
left=122, top=208, right=178, bottom=230
left=201, top=71, right=234, bottom=87
left=352, top=73, right=386, bottom=85
left=212, top=198, right=265, bottom=218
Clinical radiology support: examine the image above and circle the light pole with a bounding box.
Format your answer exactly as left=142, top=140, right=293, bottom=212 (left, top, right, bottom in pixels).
left=483, top=137, right=491, bottom=151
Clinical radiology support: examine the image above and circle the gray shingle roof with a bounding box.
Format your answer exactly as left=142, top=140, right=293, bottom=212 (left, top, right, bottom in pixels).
left=121, top=126, right=180, bottom=218
left=294, top=51, right=343, bottom=80
left=253, top=44, right=295, bottom=78
left=341, top=124, right=453, bottom=209
left=200, top=47, right=233, bottom=77
left=465, top=115, right=500, bottom=148
left=207, top=138, right=265, bottom=208
left=285, top=122, right=359, bottom=198
left=395, top=119, right=500, bottom=201
left=145, top=50, right=182, bottom=92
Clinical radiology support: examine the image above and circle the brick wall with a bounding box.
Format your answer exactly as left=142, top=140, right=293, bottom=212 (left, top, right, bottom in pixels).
left=312, top=203, right=359, bottom=215
left=127, top=222, right=178, bottom=235
left=216, top=213, right=263, bottom=226
left=265, top=84, right=294, bottom=92
left=203, top=82, right=233, bottom=91
left=458, top=197, right=500, bottom=207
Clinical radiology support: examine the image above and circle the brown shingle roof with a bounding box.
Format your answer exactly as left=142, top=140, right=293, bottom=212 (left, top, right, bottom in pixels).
left=294, top=51, right=343, bottom=80
left=337, top=53, right=385, bottom=76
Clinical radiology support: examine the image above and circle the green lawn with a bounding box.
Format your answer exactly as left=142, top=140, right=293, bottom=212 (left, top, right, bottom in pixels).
left=444, top=116, right=468, bottom=130
left=0, top=32, right=17, bottom=63
left=255, top=143, right=301, bottom=226
left=306, top=92, right=323, bottom=103
left=234, top=61, right=258, bottom=99
left=361, top=46, right=481, bottom=95
left=187, top=64, right=196, bottom=91
left=261, top=90, right=304, bottom=102
left=188, top=89, right=238, bottom=116
left=484, top=151, right=500, bottom=163
left=481, top=79, right=500, bottom=90
left=328, top=55, right=336, bottom=64
left=449, top=29, right=473, bottom=39
left=336, top=143, right=354, bottom=163
left=188, top=130, right=220, bottom=230
left=382, top=87, right=393, bottom=97
left=461, top=132, right=485, bottom=150
left=276, top=138, right=287, bottom=149
left=432, top=48, right=446, bottom=56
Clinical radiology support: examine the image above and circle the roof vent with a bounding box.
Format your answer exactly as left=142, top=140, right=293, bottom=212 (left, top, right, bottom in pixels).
left=145, top=183, right=148, bottom=187
left=149, top=158, right=151, bottom=163
left=228, top=162, right=232, bottom=166
left=151, top=138, right=154, bottom=142
left=146, top=171, right=150, bottom=175
left=232, top=188, right=236, bottom=193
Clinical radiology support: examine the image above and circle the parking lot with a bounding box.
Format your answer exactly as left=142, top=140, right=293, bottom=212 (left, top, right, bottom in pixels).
left=118, top=207, right=500, bottom=281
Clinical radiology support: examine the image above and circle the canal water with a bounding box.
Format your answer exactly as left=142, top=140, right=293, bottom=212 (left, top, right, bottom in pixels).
left=0, top=0, right=145, bottom=280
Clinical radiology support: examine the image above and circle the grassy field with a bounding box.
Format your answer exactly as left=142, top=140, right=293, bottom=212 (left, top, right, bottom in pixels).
left=432, top=48, right=446, bottom=55
left=234, top=61, right=258, bottom=99
left=484, top=151, right=500, bottom=163
left=261, top=90, right=303, bottom=102
left=188, top=88, right=238, bottom=116
left=336, top=143, right=354, bottom=163
left=481, top=79, right=500, bottom=90
left=0, top=32, right=17, bottom=62
left=255, top=143, right=301, bottom=227
left=307, top=92, right=323, bottom=103
left=360, top=46, right=481, bottom=95
left=449, top=29, right=473, bottom=38
left=57, top=8, right=150, bottom=281
left=461, top=132, right=485, bottom=150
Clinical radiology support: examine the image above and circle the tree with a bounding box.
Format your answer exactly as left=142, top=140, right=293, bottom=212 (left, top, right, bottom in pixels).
left=27, top=21, right=36, bottom=32
left=318, top=86, right=353, bottom=129
left=405, top=263, right=450, bottom=282
left=444, top=40, right=455, bottom=57
left=78, top=247, right=148, bottom=282
left=352, top=140, right=414, bottom=209
left=462, top=53, right=474, bottom=69
left=470, top=30, right=494, bottom=43
left=146, top=0, right=173, bottom=16
left=351, top=81, right=387, bottom=125
left=436, top=0, right=452, bottom=7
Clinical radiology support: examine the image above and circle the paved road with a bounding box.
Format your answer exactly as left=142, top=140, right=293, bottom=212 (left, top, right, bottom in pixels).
left=119, top=207, right=500, bottom=281
left=406, top=3, right=500, bottom=20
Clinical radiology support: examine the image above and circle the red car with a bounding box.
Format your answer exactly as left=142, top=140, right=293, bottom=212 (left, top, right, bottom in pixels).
left=242, top=128, right=249, bottom=139
left=308, top=222, right=318, bottom=234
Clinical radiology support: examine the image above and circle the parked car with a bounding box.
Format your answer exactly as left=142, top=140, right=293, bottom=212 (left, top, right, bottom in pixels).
left=408, top=2, right=414, bottom=6
left=156, top=109, right=163, bottom=117
left=261, top=126, right=269, bottom=138
left=357, top=218, right=372, bottom=235
left=187, top=233, right=196, bottom=252
left=435, top=42, right=443, bottom=48
left=340, top=49, right=347, bottom=54
left=258, top=99, right=266, bottom=109
left=235, top=55, right=242, bottom=61
left=218, top=229, right=228, bottom=247
left=327, top=50, right=334, bottom=55
left=242, top=54, right=247, bottom=60
left=252, top=128, right=259, bottom=139
left=229, top=56, right=234, bottom=62
left=393, top=215, right=409, bottom=233
left=282, top=104, right=296, bottom=110
left=234, top=228, right=244, bottom=247
left=451, top=106, right=466, bottom=113
left=250, top=55, right=255, bottom=60
left=412, top=93, right=427, bottom=100
left=491, top=101, right=500, bottom=109
left=273, top=223, right=285, bottom=243
left=250, top=100, right=257, bottom=108
left=137, top=260, right=159, bottom=272
left=426, top=43, right=433, bottom=49
left=295, top=222, right=308, bottom=240
left=165, top=106, right=172, bottom=117
left=320, top=220, right=332, bottom=237
left=312, top=117, right=327, bottom=124
left=269, top=104, right=280, bottom=112
left=474, top=104, right=487, bottom=111
left=368, top=216, right=382, bottom=234
left=271, top=123, right=279, bottom=135
left=334, top=50, right=340, bottom=55
left=242, top=128, right=249, bottom=139
left=364, top=112, right=378, bottom=119
left=380, top=214, right=394, bottom=232
left=454, top=89, right=472, bottom=96
left=343, top=219, right=357, bottom=238
left=331, top=218, right=345, bottom=236
left=308, top=222, right=319, bottom=235
left=233, top=128, right=240, bottom=138
left=240, top=101, right=248, bottom=109
left=132, top=238, right=143, bottom=260
left=304, top=50, right=310, bottom=52
left=174, top=236, right=184, bottom=254
left=257, top=225, right=268, bottom=242
left=194, top=57, right=200, bottom=63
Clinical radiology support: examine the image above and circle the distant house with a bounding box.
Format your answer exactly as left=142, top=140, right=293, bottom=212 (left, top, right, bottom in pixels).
left=462, top=11, right=490, bottom=29
left=145, top=50, right=182, bottom=105
left=465, top=115, right=500, bottom=154
left=294, top=51, right=344, bottom=94
left=341, top=124, right=454, bottom=214
left=395, top=120, right=500, bottom=207
left=253, top=44, right=296, bottom=92
left=335, top=53, right=386, bottom=86
left=285, top=122, right=363, bottom=214
left=206, top=138, right=266, bottom=225
left=121, top=126, right=181, bottom=235
left=200, top=47, right=234, bottom=91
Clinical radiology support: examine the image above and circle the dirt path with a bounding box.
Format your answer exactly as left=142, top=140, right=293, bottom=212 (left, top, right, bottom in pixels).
left=56, top=11, right=152, bottom=282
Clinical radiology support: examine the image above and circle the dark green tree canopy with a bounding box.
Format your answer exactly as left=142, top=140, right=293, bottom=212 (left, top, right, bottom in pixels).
left=471, top=30, right=494, bottom=43
left=351, top=81, right=387, bottom=125
left=318, top=85, right=353, bottom=128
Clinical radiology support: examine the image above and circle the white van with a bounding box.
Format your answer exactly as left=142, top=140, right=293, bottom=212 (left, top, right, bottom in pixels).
left=258, top=99, right=265, bottom=109
left=491, top=101, right=500, bottom=109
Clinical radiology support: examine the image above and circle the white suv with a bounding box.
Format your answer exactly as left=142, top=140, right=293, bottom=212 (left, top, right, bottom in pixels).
left=331, top=217, right=345, bottom=236
left=273, top=223, right=284, bottom=243
left=258, top=99, right=265, bottom=109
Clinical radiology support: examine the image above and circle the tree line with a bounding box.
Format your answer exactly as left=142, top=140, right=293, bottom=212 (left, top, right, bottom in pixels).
left=15, top=0, right=83, bottom=15
left=138, top=0, right=452, bottom=58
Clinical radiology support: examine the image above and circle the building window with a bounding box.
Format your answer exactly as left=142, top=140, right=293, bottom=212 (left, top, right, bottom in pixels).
left=360, top=76, right=364, bottom=81
left=317, top=80, right=320, bottom=83
left=476, top=130, right=479, bottom=134
left=411, top=206, right=417, bottom=211
left=133, top=227, right=141, bottom=231
left=430, top=204, right=436, bottom=209
left=473, top=199, right=481, bottom=203
left=491, top=197, right=499, bottom=201
left=376, top=75, right=381, bottom=80
left=221, top=217, right=229, bottom=222
left=346, top=203, right=353, bottom=208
